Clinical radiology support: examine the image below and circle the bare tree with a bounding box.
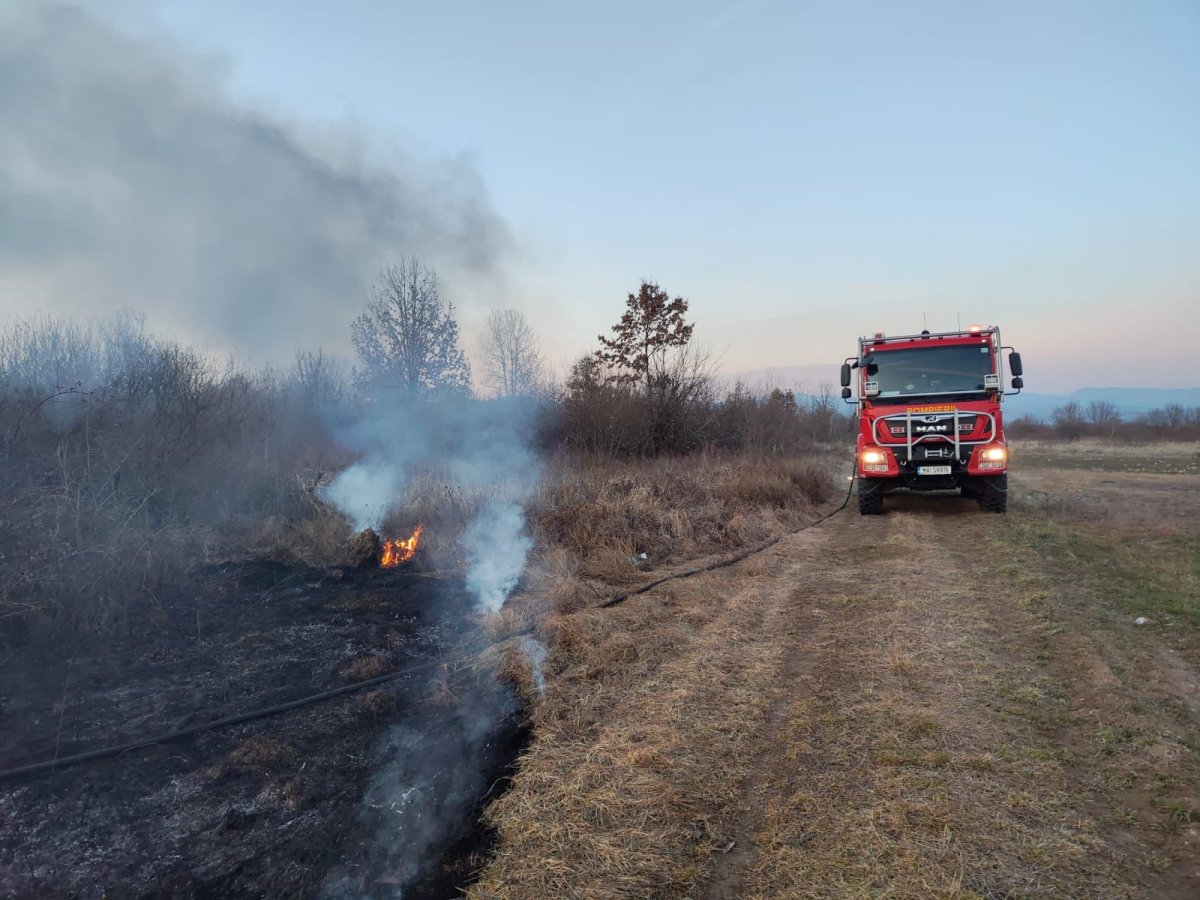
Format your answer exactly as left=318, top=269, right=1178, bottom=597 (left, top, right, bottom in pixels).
left=1085, top=400, right=1120, bottom=426
left=480, top=309, right=545, bottom=397
left=1051, top=401, right=1085, bottom=439
left=288, top=349, right=346, bottom=411
left=351, top=259, right=471, bottom=399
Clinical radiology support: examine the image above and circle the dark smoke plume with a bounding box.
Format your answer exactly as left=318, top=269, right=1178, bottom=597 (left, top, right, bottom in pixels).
left=0, top=1, right=510, bottom=358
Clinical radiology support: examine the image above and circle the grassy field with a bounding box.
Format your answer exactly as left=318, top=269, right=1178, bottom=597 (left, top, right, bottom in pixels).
left=1012, top=438, right=1200, bottom=475
left=472, top=441, right=1200, bottom=898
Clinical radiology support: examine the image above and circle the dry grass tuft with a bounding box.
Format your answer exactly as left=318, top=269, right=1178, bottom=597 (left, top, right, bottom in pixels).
left=340, top=654, right=390, bottom=683
left=492, top=450, right=838, bottom=643
left=483, top=639, right=542, bottom=705
left=358, top=689, right=396, bottom=718
left=252, top=507, right=352, bottom=567
left=226, top=735, right=295, bottom=772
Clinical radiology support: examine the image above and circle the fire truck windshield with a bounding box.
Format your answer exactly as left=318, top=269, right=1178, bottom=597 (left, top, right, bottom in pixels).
left=865, top=345, right=993, bottom=399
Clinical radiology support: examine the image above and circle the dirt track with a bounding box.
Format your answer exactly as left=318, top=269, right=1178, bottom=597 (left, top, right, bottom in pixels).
left=707, top=491, right=1197, bottom=897
left=476, top=463, right=1200, bottom=897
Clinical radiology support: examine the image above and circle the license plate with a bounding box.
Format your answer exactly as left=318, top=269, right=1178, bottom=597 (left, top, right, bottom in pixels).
left=917, top=465, right=952, bottom=475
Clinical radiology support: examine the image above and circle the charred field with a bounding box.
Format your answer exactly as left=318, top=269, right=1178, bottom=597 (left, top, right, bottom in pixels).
left=0, top=556, right=528, bottom=899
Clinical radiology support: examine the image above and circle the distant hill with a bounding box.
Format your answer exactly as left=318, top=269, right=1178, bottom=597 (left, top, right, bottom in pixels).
left=720, top=365, right=1200, bottom=422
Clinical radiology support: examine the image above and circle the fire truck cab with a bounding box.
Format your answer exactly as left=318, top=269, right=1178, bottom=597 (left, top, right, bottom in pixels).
left=840, top=325, right=1024, bottom=515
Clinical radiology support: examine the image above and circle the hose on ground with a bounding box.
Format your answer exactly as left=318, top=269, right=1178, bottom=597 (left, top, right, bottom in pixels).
left=0, top=654, right=461, bottom=781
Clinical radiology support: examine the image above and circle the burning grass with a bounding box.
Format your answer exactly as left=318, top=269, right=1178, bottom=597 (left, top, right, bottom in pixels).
left=380, top=525, right=424, bottom=567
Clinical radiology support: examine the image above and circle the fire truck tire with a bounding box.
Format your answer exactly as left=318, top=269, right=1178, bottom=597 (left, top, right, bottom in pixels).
left=977, top=474, right=1008, bottom=513
left=857, top=478, right=885, bottom=515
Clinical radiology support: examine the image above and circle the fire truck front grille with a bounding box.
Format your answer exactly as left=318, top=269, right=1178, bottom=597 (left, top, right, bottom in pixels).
left=882, top=413, right=980, bottom=439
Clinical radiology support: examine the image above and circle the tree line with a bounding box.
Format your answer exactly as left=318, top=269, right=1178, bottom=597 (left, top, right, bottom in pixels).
left=348, top=260, right=849, bottom=454
left=1009, top=401, right=1200, bottom=441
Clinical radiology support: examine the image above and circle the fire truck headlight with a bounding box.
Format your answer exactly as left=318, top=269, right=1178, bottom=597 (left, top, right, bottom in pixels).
left=860, top=449, right=890, bottom=472
left=979, top=444, right=1007, bottom=469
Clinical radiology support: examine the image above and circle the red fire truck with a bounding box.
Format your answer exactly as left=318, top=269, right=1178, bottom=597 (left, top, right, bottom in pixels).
left=840, top=325, right=1024, bottom=515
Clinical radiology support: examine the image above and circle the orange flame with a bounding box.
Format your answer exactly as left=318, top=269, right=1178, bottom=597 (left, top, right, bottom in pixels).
left=380, top=525, right=424, bottom=568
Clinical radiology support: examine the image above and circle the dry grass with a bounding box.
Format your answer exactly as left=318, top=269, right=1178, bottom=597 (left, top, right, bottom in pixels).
left=482, top=638, right=544, bottom=706
left=529, top=452, right=830, bottom=580
left=468, top=451, right=841, bottom=897
left=473, top=562, right=787, bottom=897
left=225, top=735, right=295, bottom=773
left=251, top=506, right=352, bottom=567
left=358, top=689, right=396, bottom=718
left=736, top=518, right=1109, bottom=898
left=340, top=654, right=390, bottom=683
left=1012, top=439, right=1200, bottom=459
left=1012, top=438, right=1200, bottom=476
left=470, top=445, right=1200, bottom=897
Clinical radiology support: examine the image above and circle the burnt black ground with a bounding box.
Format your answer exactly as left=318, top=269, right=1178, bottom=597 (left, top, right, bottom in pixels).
left=0, top=559, right=525, bottom=898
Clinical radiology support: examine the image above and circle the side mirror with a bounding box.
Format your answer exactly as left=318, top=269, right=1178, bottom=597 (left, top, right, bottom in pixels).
left=1009, top=351, right=1023, bottom=377
left=841, top=387, right=852, bottom=399
left=1012, top=376, right=1024, bottom=389
left=839, top=362, right=851, bottom=388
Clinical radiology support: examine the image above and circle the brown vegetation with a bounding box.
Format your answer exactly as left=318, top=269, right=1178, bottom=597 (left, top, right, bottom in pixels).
left=471, top=442, right=1200, bottom=897
left=467, top=448, right=840, bottom=895
left=1010, top=402, right=1200, bottom=442
left=341, top=654, right=391, bottom=683
left=0, top=316, right=351, bottom=643
left=532, top=452, right=831, bottom=572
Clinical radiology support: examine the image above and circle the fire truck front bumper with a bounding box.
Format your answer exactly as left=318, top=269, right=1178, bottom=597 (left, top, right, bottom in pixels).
left=859, top=443, right=1008, bottom=488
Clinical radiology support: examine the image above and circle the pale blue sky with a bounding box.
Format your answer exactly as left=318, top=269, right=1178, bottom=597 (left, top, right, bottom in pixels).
left=90, top=2, right=1200, bottom=388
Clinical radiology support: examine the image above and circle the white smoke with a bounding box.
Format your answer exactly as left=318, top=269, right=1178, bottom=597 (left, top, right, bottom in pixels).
left=518, top=635, right=548, bottom=697
left=318, top=460, right=403, bottom=533
left=317, top=397, right=541, bottom=608
left=462, top=501, right=533, bottom=612
left=321, top=676, right=519, bottom=899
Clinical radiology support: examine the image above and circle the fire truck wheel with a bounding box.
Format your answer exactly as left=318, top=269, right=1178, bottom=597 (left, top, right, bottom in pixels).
left=977, top=474, right=1008, bottom=513
left=857, top=478, right=885, bottom=515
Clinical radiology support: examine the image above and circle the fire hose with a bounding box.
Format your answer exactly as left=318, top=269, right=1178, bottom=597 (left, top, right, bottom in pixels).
left=0, top=463, right=857, bottom=782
